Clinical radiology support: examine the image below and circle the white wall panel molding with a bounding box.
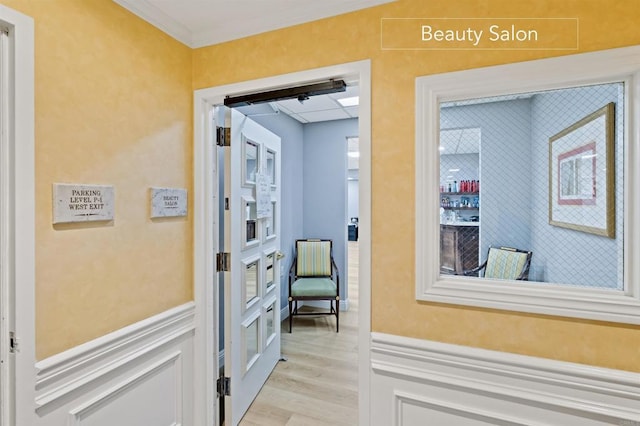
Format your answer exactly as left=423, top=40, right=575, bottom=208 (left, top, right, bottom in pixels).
left=68, top=351, right=183, bottom=426
left=371, top=333, right=640, bottom=426
left=394, top=391, right=536, bottom=426
left=33, top=302, right=195, bottom=425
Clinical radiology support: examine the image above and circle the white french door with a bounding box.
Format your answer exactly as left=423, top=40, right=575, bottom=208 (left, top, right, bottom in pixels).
left=220, top=107, right=282, bottom=426
left=0, top=27, right=7, bottom=426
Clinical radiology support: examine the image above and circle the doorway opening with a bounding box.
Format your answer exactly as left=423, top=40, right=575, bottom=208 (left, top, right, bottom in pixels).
left=193, top=60, right=372, bottom=426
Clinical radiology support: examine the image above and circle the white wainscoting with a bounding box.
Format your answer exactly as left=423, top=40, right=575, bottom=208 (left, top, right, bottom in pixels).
left=34, top=302, right=195, bottom=426
left=371, top=332, right=640, bottom=426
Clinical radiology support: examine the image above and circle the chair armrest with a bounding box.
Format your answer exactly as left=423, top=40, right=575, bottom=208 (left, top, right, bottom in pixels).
left=462, top=261, right=487, bottom=276
left=331, top=257, right=340, bottom=295
left=288, top=258, right=297, bottom=288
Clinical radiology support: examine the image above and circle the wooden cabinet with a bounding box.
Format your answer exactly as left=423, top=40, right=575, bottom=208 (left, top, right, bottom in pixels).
left=440, top=225, right=479, bottom=275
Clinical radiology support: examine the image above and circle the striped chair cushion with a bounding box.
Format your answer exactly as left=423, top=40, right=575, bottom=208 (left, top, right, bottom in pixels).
left=296, top=240, right=332, bottom=277
left=484, top=248, right=528, bottom=280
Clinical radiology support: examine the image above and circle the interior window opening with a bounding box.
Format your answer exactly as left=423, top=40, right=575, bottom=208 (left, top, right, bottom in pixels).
left=438, top=82, right=625, bottom=290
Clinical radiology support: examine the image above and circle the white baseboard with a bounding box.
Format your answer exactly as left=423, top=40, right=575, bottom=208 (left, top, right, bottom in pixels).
left=34, top=302, right=195, bottom=426
left=370, top=332, right=640, bottom=426
left=280, top=304, right=289, bottom=321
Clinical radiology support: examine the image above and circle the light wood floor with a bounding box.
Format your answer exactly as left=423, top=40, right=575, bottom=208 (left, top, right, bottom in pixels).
left=239, top=241, right=360, bottom=426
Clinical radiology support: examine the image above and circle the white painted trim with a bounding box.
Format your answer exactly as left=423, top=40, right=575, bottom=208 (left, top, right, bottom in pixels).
left=356, top=59, right=373, bottom=426
left=67, top=351, right=183, bottom=426
left=371, top=332, right=640, bottom=425
left=0, top=26, right=9, bottom=426
left=113, top=0, right=395, bottom=48
left=416, top=44, right=640, bottom=325
left=193, top=82, right=216, bottom=426
left=34, top=302, right=195, bottom=411
left=280, top=304, right=289, bottom=321
left=194, top=60, right=372, bottom=426
left=112, top=0, right=192, bottom=47
left=393, top=390, right=537, bottom=426
left=0, top=5, right=35, bottom=426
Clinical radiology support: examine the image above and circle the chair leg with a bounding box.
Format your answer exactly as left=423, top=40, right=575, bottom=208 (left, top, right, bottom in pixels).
left=336, top=300, right=340, bottom=333
left=288, top=299, right=293, bottom=333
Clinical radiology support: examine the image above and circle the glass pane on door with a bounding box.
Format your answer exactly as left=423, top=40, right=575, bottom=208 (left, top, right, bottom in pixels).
left=243, top=315, right=260, bottom=373
left=244, top=259, right=259, bottom=307
left=265, top=252, right=275, bottom=293
left=243, top=198, right=259, bottom=247
left=264, top=202, right=276, bottom=240
left=266, top=148, right=276, bottom=186
left=265, top=300, right=276, bottom=346
left=244, top=138, right=259, bottom=184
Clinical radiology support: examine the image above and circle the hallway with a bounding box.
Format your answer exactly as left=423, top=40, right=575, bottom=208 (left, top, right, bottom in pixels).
left=240, top=241, right=360, bottom=425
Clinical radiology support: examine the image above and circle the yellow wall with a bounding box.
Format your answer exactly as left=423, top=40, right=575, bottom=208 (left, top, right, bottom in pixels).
left=1, top=0, right=193, bottom=359
left=3, top=0, right=640, bottom=370
left=194, top=0, right=640, bottom=372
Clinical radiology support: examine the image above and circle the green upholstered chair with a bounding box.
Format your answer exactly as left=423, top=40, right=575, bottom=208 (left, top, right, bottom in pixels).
left=465, top=246, right=532, bottom=280
left=288, top=239, right=340, bottom=332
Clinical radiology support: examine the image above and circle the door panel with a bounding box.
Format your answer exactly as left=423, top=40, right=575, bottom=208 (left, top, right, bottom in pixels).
left=223, top=108, right=281, bottom=426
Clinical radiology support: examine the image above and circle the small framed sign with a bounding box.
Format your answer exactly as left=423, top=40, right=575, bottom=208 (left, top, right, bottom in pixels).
left=255, top=173, right=272, bottom=219
left=53, top=183, right=115, bottom=224
left=150, top=187, right=188, bottom=218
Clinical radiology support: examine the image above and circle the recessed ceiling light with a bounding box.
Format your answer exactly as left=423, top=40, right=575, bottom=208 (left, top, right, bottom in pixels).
left=338, top=96, right=359, bottom=107
left=348, top=152, right=360, bottom=158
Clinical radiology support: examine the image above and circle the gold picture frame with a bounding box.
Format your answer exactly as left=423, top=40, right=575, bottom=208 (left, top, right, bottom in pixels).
left=548, top=102, right=615, bottom=238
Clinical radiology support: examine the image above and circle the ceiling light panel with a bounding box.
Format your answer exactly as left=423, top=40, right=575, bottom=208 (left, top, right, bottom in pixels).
left=337, top=96, right=359, bottom=107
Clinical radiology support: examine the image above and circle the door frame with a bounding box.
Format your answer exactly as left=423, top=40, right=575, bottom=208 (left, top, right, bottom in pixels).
left=193, top=59, right=372, bottom=426
left=0, top=5, right=35, bottom=426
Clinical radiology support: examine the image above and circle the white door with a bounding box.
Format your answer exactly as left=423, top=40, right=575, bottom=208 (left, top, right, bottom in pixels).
left=223, top=107, right=281, bottom=425
left=0, top=28, right=5, bottom=425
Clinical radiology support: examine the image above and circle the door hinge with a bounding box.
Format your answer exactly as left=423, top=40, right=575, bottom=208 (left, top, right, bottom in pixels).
left=216, top=252, right=231, bottom=272
left=217, top=376, right=231, bottom=397
left=9, top=331, right=18, bottom=353
left=216, top=126, right=231, bottom=147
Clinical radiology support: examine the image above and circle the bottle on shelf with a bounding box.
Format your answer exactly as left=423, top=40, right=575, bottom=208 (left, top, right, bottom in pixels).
left=441, top=180, right=480, bottom=194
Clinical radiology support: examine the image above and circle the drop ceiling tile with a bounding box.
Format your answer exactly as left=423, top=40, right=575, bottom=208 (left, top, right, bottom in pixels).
left=298, top=109, right=350, bottom=122
left=275, top=96, right=341, bottom=113
left=343, top=106, right=359, bottom=118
